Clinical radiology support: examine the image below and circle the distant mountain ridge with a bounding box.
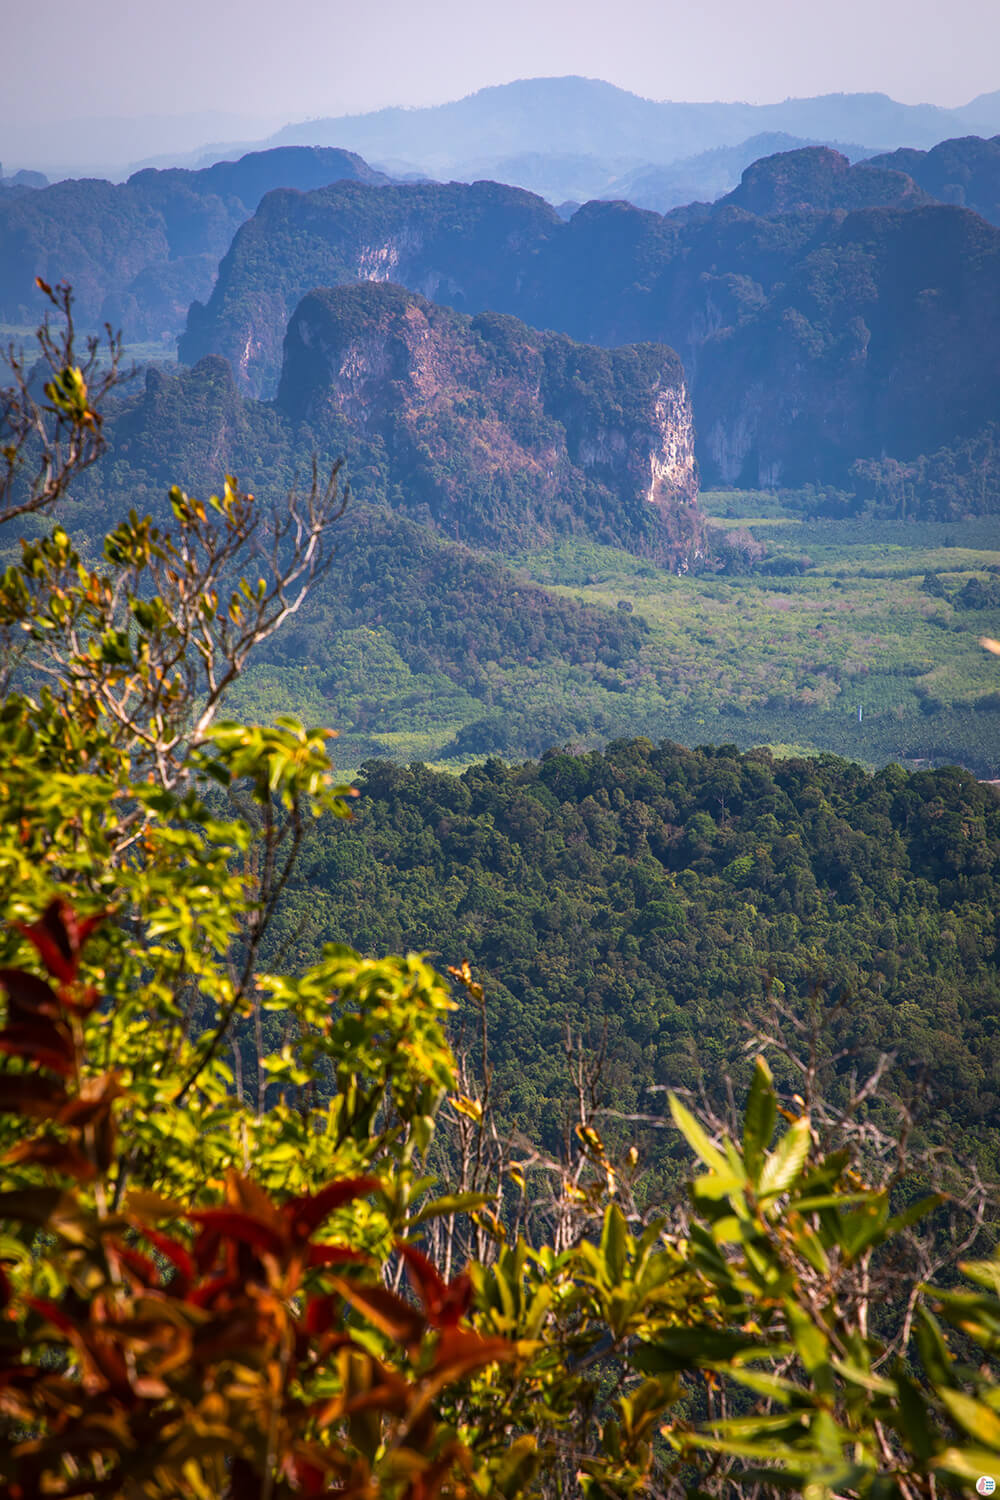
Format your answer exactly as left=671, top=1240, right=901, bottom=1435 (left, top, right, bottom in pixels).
left=264, top=76, right=1000, bottom=177
left=868, top=134, right=1000, bottom=225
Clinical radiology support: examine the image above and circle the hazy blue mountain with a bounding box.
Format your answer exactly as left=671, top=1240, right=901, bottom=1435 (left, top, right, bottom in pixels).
left=262, top=77, right=1000, bottom=177
left=438, top=151, right=641, bottom=205
left=717, top=146, right=933, bottom=215
left=599, top=134, right=872, bottom=211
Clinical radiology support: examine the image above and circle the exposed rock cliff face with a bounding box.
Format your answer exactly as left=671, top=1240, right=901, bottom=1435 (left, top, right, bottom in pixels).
left=277, top=282, right=703, bottom=561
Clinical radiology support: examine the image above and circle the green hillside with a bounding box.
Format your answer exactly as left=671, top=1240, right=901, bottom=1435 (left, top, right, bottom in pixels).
left=264, top=740, right=1000, bottom=1191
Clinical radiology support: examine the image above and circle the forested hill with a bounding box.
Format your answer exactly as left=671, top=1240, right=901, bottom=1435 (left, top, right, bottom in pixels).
left=271, top=742, right=1000, bottom=1176
left=869, top=133, right=1000, bottom=225
left=0, top=146, right=388, bottom=338
left=180, top=171, right=1000, bottom=491
left=278, top=283, right=701, bottom=556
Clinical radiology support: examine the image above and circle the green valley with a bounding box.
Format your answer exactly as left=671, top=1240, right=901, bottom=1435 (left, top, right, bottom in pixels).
left=223, top=493, right=1000, bottom=778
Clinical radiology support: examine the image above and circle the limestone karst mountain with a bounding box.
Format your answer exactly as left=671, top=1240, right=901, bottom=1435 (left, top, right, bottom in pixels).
left=181, top=160, right=1000, bottom=491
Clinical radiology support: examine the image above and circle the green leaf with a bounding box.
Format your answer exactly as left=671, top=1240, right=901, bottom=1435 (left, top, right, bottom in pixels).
left=669, top=1094, right=729, bottom=1176
left=742, top=1055, right=776, bottom=1180
left=600, top=1203, right=628, bottom=1285
left=938, top=1389, right=1000, bottom=1449
left=409, top=1191, right=493, bottom=1226
left=759, top=1116, right=811, bottom=1199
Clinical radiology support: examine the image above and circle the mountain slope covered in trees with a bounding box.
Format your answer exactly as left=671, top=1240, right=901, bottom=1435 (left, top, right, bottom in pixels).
left=0, top=146, right=388, bottom=338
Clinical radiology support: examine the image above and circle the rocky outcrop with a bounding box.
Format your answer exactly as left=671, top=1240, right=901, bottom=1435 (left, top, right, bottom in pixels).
left=277, top=282, right=703, bottom=562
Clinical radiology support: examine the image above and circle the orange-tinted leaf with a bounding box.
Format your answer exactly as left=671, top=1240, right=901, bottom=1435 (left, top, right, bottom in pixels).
left=326, top=1276, right=426, bottom=1344
left=307, top=1243, right=370, bottom=1269
left=3, top=1137, right=95, bottom=1181
left=55, top=1073, right=125, bottom=1128
left=224, top=1171, right=281, bottom=1225
left=429, top=1328, right=517, bottom=1384
left=187, top=1210, right=285, bottom=1258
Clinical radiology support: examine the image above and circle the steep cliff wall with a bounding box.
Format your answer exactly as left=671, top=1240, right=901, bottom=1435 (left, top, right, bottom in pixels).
left=697, top=205, right=1000, bottom=486
left=277, top=282, right=703, bottom=562
left=182, top=180, right=561, bottom=397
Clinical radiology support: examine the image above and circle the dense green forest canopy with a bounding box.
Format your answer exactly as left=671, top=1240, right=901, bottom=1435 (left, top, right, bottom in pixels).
left=267, top=739, right=1000, bottom=1183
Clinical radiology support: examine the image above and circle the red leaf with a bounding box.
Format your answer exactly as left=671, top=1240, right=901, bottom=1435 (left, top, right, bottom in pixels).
left=0, top=1018, right=76, bottom=1075
left=0, top=1074, right=68, bottom=1118
left=0, top=968, right=62, bottom=1022
left=25, top=1296, right=76, bottom=1338
left=303, top=1293, right=340, bottom=1337
left=398, top=1242, right=446, bottom=1311
left=107, top=1239, right=159, bottom=1287
left=16, top=900, right=82, bottom=983
left=399, top=1243, right=471, bottom=1327
left=187, top=1209, right=286, bottom=1258
left=187, top=1271, right=241, bottom=1309
left=137, top=1227, right=194, bottom=1290
left=283, top=1176, right=379, bottom=1239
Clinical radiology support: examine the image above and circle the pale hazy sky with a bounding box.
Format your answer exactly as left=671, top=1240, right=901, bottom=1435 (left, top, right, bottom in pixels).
left=3, top=0, right=999, bottom=126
